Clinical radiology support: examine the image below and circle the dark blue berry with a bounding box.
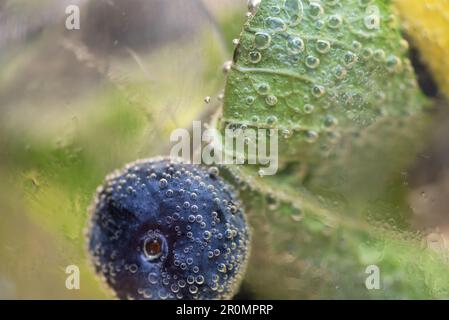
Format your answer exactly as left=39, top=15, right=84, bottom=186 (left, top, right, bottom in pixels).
left=87, top=157, right=250, bottom=300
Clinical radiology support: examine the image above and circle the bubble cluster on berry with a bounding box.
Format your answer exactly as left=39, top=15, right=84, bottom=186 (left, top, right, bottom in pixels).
left=87, top=157, right=250, bottom=300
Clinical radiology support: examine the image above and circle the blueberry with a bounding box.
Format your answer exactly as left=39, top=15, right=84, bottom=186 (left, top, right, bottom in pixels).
left=86, top=157, right=250, bottom=300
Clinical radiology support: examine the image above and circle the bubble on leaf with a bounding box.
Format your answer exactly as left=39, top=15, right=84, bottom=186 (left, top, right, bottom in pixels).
left=316, top=40, right=331, bottom=54
left=249, top=51, right=262, bottom=63
left=312, top=85, right=326, bottom=98
left=266, top=115, right=278, bottom=124
left=305, top=130, right=319, bottom=143
left=328, top=14, right=343, bottom=29
left=256, top=83, right=271, bottom=95
left=304, top=104, right=315, bottom=114
left=364, top=5, right=380, bottom=30
left=343, top=51, right=358, bottom=67
left=308, top=2, right=324, bottom=20
left=254, top=32, right=272, bottom=50
left=305, top=56, right=320, bottom=69
left=386, top=55, right=402, bottom=73
left=334, top=65, right=347, bottom=79
left=361, top=48, right=373, bottom=60
left=373, top=49, right=386, bottom=61
left=287, top=36, right=305, bottom=54
left=284, top=0, right=304, bottom=26
left=265, top=17, right=287, bottom=31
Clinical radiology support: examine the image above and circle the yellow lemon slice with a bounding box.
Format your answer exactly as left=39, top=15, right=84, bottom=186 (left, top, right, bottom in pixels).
left=395, top=0, right=449, bottom=97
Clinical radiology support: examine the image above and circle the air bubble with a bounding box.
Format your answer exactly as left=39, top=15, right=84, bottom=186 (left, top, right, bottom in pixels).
left=248, top=0, right=261, bottom=13
left=126, top=186, right=135, bottom=194
left=246, top=96, right=255, bottom=105
left=312, top=85, right=326, bottom=98
left=265, top=17, right=287, bottom=31
left=178, top=279, right=186, bottom=288
left=148, top=272, right=159, bottom=284
left=222, top=61, right=232, bottom=73
left=189, top=285, right=198, bottom=294
left=309, top=2, right=324, bottom=20
left=305, top=130, right=319, bottom=143
left=203, top=230, right=212, bottom=240
left=304, top=104, right=315, bottom=114
left=196, top=275, right=205, bottom=285
left=287, top=36, right=305, bottom=54
left=364, top=15, right=379, bottom=30
left=129, top=264, right=138, bottom=273
left=158, top=290, right=168, bottom=300
left=159, top=179, right=168, bottom=189
left=343, top=51, right=358, bottom=67
left=364, top=5, right=380, bottom=30
left=361, top=48, right=373, bottom=60
left=386, top=55, right=402, bottom=72
left=249, top=51, right=262, bottom=63
left=266, top=115, right=278, bottom=125
left=218, top=263, right=227, bottom=273
left=284, top=0, right=304, bottom=26
left=316, top=40, right=331, bottom=54
left=399, top=39, right=409, bottom=52
left=210, top=282, right=218, bottom=291
left=254, top=32, right=271, bottom=49
left=323, top=115, right=338, bottom=129
left=373, top=49, right=386, bottom=61
left=143, top=289, right=152, bottom=299
left=352, top=41, right=362, bottom=51
left=271, top=5, right=281, bottom=15
left=208, top=166, right=219, bottom=178
left=305, top=56, right=320, bottom=69
left=256, top=83, right=271, bottom=95
left=334, top=65, right=347, bottom=79
left=328, top=14, right=342, bottom=29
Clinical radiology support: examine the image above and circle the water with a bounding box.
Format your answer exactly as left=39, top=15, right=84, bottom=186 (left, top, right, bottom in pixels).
left=0, top=0, right=246, bottom=299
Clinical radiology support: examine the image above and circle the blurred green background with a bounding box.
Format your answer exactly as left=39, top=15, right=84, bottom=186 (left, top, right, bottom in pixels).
left=0, top=0, right=246, bottom=299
